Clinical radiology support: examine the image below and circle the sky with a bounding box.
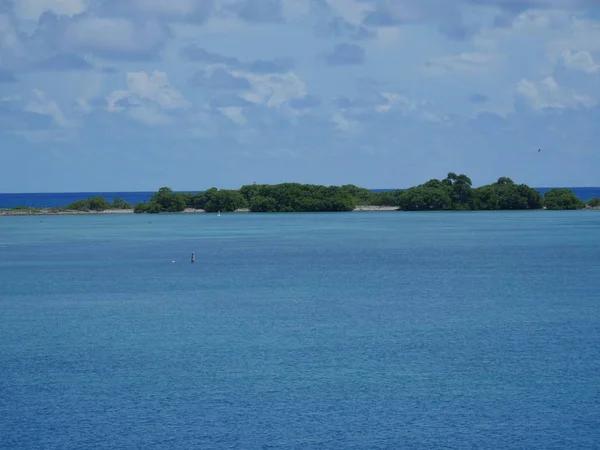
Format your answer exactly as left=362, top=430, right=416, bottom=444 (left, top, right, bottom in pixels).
left=1, top=0, right=600, bottom=192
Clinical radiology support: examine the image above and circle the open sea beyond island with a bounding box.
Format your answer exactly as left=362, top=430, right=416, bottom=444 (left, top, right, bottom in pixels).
left=1, top=187, right=600, bottom=208
left=1, top=211, right=599, bottom=449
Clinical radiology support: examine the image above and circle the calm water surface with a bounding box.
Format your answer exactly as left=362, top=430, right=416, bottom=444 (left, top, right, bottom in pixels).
left=1, top=212, right=599, bottom=449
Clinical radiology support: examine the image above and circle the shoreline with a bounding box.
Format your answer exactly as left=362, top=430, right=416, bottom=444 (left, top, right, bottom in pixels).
left=1, top=205, right=599, bottom=217
left=2, top=206, right=397, bottom=216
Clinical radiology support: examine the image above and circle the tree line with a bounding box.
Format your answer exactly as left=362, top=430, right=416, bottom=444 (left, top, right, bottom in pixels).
left=131, top=174, right=591, bottom=213
left=44, top=173, right=595, bottom=213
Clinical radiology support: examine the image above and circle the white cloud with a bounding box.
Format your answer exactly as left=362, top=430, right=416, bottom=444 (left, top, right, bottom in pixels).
left=557, top=17, right=600, bottom=53
left=128, top=106, right=173, bottom=126
left=108, top=71, right=190, bottom=110
left=559, top=49, right=599, bottom=74
left=425, top=52, right=496, bottom=76
left=473, top=10, right=570, bottom=51
left=24, top=89, right=74, bottom=127
left=62, top=17, right=168, bottom=58
left=331, top=111, right=355, bottom=132
left=73, top=97, right=92, bottom=114
left=281, top=0, right=311, bottom=20
left=475, top=10, right=600, bottom=72
left=0, top=12, right=27, bottom=68
left=106, top=71, right=191, bottom=126
left=375, top=93, right=412, bottom=112
left=516, top=76, right=596, bottom=110
left=236, top=71, right=307, bottom=108
left=15, top=0, right=86, bottom=20
left=130, top=0, right=200, bottom=16
left=218, top=106, right=247, bottom=125
left=327, top=0, right=374, bottom=24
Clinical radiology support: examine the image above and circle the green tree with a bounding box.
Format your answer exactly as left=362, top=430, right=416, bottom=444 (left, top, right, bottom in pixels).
left=111, top=197, right=132, bottom=209
left=239, top=183, right=355, bottom=212
left=442, top=172, right=473, bottom=209
left=188, top=193, right=205, bottom=210
left=134, top=202, right=161, bottom=213
left=203, top=189, right=247, bottom=212
left=398, top=185, right=452, bottom=211
left=471, top=177, right=541, bottom=210
left=250, top=195, right=277, bottom=212
left=587, top=198, right=600, bottom=207
left=149, top=187, right=186, bottom=212
left=340, top=184, right=377, bottom=205
left=66, top=196, right=110, bottom=211
left=544, top=189, right=584, bottom=210
left=134, top=203, right=148, bottom=213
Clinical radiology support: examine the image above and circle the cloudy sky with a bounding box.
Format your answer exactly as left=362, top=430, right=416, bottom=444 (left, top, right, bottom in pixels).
left=1, top=0, right=599, bottom=192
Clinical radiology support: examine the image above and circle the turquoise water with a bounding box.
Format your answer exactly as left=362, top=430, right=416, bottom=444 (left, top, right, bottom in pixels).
left=1, top=212, right=600, bottom=449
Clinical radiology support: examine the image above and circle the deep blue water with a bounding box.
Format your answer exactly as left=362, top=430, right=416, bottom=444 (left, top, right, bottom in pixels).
left=1, top=212, right=599, bottom=449
left=1, top=187, right=599, bottom=208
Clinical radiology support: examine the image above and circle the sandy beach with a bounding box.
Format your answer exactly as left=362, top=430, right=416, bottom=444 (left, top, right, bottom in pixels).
left=0, top=205, right=401, bottom=216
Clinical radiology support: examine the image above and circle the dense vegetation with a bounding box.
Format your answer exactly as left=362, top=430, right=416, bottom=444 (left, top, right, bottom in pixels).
left=339, top=185, right=399, bottom=207
left=66, top=196, right=131, bottom=211
left=396, top=174, right=543, bottom=211
left=126, top=173, right=584, bottom=212
left=543, top=189, right=585, bottom=210
left=3, top=174, right=591, bottom=215
left=587, top=197, right=600, bottom=207
left=129, top=175, right=588, bottom=213
left=133, top=187, right=248, bottom=213
left=240, top=184, right=356, bottom=212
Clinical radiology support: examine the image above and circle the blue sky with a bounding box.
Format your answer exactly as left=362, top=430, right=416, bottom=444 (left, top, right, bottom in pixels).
left=1, top=0, right=599, bottom=192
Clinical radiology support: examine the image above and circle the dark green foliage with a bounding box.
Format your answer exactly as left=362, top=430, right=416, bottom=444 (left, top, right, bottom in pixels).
left=397, top=173, right=469, bottom=211
left=240, top=183, right=356, bottom=212
left=339, top=184, right=376, bottom=205
left=177, top=193, right=196, bottom=209
left=111, top=197, right=132, bottom=209
left=249, top=195, right=277, bottom=212
left=587, top=197, right=600, bottom=207
left=337, top=185, right=400, bottom=206
left=133, top=203, right=148, bottom=213
left=134, top=201, right=165, bottom=213
left=133, top=187, right=187, bottom=213
left=398, top=185, right=452, bottom=211
left=66, top=196, right=110, bottom=211
left=369, top=190, right=402, bottom=206
left=134, top=202, right=161, bottom=213
left=131, top=176, right=584, bottom=214
left=396, top=174, right=542, bottom=211
left=149, top=187, right=187, bottom=212
left=202, top=189, right=247, bottom=212
left=442, top=172, right=473, bottom=209
left=471, top=177, right=542, bottom=210
left=543, top=189, right=585, bottom=210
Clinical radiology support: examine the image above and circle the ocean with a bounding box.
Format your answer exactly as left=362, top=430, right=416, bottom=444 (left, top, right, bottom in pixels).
left=1, top=212, right=599, bottom=449
left=1, top=187, right=599, bottom=208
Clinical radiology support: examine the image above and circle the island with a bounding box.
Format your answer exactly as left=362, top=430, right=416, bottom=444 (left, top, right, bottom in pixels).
left=1, top=173, right=598, bottom=216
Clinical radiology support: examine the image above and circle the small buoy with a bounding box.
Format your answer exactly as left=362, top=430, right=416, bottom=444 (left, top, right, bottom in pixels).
left=172, top=260, right=176, bottom=263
